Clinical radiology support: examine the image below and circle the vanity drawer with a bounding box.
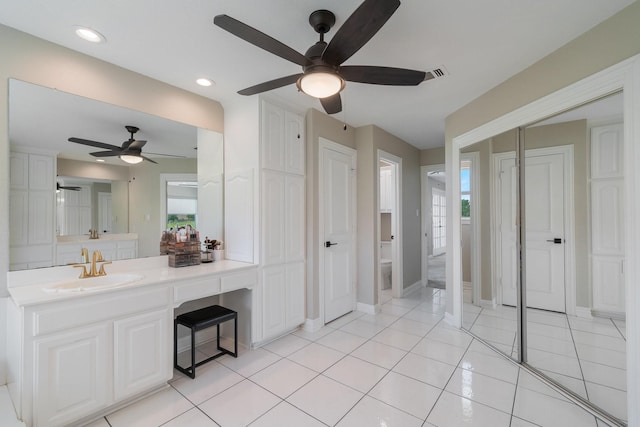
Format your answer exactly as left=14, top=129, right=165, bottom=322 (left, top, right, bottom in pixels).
left=173, top=276, right=221, bottom=306
left=32, top=286, right=169, bottom=337
left=220, top=270, right=257, bottom=293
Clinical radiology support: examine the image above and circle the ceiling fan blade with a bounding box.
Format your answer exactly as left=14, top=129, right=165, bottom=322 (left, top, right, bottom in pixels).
left=144, top=152, right=187, bottom=158
left=322, top=0, right=400, bottom=66
left=320, top=93, right=342, bottom=115
left=238, top=73, right=303, bottom=95
left=68, top=137, right=121, bottom=151
left=140, top=155, right=158, bottom=164
left=340, top=65, right=426, bottom=85
left=214, top=15, right=310, bottom=66
left=90, top=150, right=120, bottom=157
left=127, top=140, right=147, bottom=150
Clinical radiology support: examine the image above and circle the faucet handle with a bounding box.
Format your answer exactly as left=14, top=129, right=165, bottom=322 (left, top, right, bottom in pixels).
left=97, top=261, right=112, bottom=276
left=73, top=264, right=89, bottom=278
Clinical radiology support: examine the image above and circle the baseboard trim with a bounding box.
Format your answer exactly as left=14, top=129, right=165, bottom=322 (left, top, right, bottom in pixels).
left=356, top=302, right=380, bottom=315
left=444, top=312, right=461, bottom=328
left=403, top=280, right=423, bottom=296
left=591, top=309, right=626, bottom=321
left=575, top=306, right=593, bottom=319
left=303, top=317, right=323, bottom=333
left=479, top=299, right=496, bottom=308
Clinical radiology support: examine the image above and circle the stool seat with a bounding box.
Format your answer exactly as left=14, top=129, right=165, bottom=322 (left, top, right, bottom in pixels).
left=174, top=304, right=238, bottom=379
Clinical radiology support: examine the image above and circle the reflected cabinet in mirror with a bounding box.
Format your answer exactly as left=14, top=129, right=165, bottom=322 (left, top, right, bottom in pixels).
left=8, top=79, right=224, bottom=270
left=460, top=92, right=627, bottom=425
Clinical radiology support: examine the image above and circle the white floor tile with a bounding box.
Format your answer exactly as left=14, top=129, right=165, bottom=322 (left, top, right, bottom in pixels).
left=82, top=418, right=110, bottom=427
left=403, top=309, right=444, bottom=325
left=509, top=416, right=540, bottom=427
left=575, top=343, right=626, bottom=369
left=526, top=310, right=569, bottom=328
left=368, top=371, right=441, bottom=419
left=292, top=326, right=334, bottom=341
left=515, top=369, right=570, bottom=402
left=106, top=387, right=193, bottom=427
left=526, top=321, right=573, bottom=340
left=387, top=317, right=435, bottom=337
left=249, top=402, right=325, bottom=427
left=526, top=333, right=578, bottom=358
left=458, top=348, right=519, bottom=384
left=324, top=355, right=389, bottom=393
left=525, top=347, right=582, bottom=379
left=371, top=327, right=422, bottom=351
left=393, top=352, right=456, bottom=389
left=538, top=369, right=588, bottom=399
left=171, top=361, right=244, bottom=405
left=350, top=340, right=407, bottom=369
left=513, top=387, right=597, bottom=427
left=249, top=358, right=318, bottom=398
left=411, top=337, right=466, bottom=366
left=316, top=329, right=368, bottom=353
left=568, top=318, right=620, bottom=337
left=198, top=380, right=280, bottom=427
left=468, top=324, right=516, bottom=347
left=336, top=395, right=423, bottom=427
left=571, top=329, right=626, bottom=352
left=581, top=360, right=626, bottom=391
left=585, top=382, right=627, bottom=422
left=217, top=348, right=281, bottom=377
left=427, top=391, right=511, bottom=427
left=380, top=302, right=412, bottom=317
left=446, top=367, right=516, bottom=413
left=262, top=334, right=311, bottom=357
left=359, top=312, right=399, bottom=327
left=287, top=342, right=345, bottom=372
left=326, top=311, right=365, bottom=329
left=161, top=408, right=219, bottom=427
left=473, top=313, right=518, bottom=331
left=426, top=324, right=473, bottom=348
left=287, top=375, right=363, bottom=426
left=339, top=319, right=387, bottom=339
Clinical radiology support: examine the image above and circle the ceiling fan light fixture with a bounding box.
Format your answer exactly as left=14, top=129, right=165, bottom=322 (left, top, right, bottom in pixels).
left=74, top=26, right=106, bottom=43
left=196, top=78, right=214, bottom=87
left=298, top=72, right=344, bottom=99
left=120, top=154, right=143, bottom=164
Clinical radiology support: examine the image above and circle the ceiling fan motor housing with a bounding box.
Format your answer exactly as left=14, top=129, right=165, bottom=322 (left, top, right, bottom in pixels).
left=309, top=10, right=336, bottom=35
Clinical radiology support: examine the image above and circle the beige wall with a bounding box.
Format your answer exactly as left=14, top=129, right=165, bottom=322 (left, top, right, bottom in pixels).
left=421, top=146, right=445, bottom=166
left=444, top=1, right=640, bottom=314
left=0, top=24, right=225, bottom=298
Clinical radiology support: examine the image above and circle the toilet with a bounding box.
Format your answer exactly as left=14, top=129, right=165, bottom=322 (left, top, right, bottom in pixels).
left=380, top=241, right=392, bottom=290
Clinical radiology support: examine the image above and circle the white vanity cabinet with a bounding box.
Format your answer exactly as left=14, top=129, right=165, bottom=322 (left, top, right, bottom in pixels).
left=10, top=286, right=172, bottom=427
left=259, top=100, right=306, bottom=342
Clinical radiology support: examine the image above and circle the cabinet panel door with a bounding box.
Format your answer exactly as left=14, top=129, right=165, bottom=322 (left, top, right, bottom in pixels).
left=29, top=191, right=54, bottom=245
left=10, top=190, right=28, bottom=246
left=592, top=256, right=625, bottom=313
left=285, top=175, right=305, bottom=262
left=34, top=323, right=110, bottom=427
left=10, top=151, right=29, bottom=190
left=114, top=309, right=170, bottom=401
left=262, top=266, right=286, bottom=339
left=29, top=154, right=54, bottom=190
left=591, top=180, right=624, bottom=256
left=261, top=101, right=285, bottom=171
left=285, top=262, right=305, bottom=329
left=591, top=124, right=623, bottom=179
left=285, top=112, right=305, bottom=175
left=261, top=171, right=286, bottom=265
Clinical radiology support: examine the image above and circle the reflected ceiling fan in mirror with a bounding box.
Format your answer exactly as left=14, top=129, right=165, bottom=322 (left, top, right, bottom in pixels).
left=56, top=182, right=81, bottom=192
left=214, top=0, right=429, bottom=114
left=68, top=125, right=184, bottom=164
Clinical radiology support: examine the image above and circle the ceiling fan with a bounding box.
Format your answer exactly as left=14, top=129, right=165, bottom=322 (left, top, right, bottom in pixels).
left=56, top=182, right=81, bottom=191
left=68, top=125, right=183, bottom=164
left=214, top=0, right=428, bottom=114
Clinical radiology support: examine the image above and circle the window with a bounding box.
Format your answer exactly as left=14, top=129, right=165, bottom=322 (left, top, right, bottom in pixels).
left=166, top=181, right=198, bottom=230
left=461, top=160, right=471, bottom=221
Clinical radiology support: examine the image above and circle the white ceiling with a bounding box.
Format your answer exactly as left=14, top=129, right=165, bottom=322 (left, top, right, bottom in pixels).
left=0, top=0, right=634, bottom=149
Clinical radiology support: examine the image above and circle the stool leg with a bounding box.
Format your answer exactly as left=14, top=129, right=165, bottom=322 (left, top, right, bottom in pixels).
left=190, top=327, right=195, bottom=379
left=173, top=320, right=178, bottom=370
left=233, top=314, right=238, bottom=357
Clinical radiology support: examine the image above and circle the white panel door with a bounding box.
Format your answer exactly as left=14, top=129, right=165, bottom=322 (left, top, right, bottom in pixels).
left=322, top=144, right=356, bottom=323
left=286, top=261, right=305, bottom=329
left=34, top=324, right=110, bottom=427
left=98, top=192, right=113, bottom=233
left=261, top=100, right=285, bottom=172
left=261, top=171, right=286, bottom=266
left=432, top=188, right=446, bottom=256
left=114, top=309, right=169, bottom=401
left=500, top=152, right=566, bottom=312
left=285, top=111, right=305, bottom=175
left=262, top=265, right=287, bottom=339
left=29, top=191, right=54, bottom=245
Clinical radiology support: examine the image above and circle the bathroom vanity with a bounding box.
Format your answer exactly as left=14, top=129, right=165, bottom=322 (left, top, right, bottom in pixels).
left=6, top=256, right=257, bottom=427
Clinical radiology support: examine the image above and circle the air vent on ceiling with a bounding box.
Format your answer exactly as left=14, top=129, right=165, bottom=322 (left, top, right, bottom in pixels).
left=424, top=66, right=449, bottom=81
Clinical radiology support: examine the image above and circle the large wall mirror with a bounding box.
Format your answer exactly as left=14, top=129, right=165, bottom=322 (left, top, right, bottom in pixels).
left=8, top=79, right=224, bottom=270
left=460, top=92, right=627, bottom=425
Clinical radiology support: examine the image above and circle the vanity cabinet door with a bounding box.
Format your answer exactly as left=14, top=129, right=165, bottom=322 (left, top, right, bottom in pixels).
left=285, top=261, right=305, bottom=329
left=34, top=323, right=110, bottom=427
left=113, top=309, right=171, bottom=401
left=262, top=265, right=287, bottom=339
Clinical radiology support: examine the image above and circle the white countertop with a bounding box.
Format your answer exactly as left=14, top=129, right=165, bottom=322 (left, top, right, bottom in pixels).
left=8, top=256, right=257, bottom=307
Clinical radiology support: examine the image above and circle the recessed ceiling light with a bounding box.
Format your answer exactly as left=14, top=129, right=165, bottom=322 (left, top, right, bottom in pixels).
left=74, top=26, right=106, bottom=43
left=196, top=78, right=214, bottom=87
left=96, top=159, right=105, bottom=163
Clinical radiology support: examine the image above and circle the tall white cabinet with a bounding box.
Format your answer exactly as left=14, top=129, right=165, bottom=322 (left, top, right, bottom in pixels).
left=590, top=123, right=625, bottom=315
left=9, top=149, right=56, bottom=270
left=259, top=100, right=306, bottom=341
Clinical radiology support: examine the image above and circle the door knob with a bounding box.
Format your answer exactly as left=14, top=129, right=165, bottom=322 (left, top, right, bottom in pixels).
left=325, top=241, right=338, bottom=248
left=546, top=238, right=563, bottom=244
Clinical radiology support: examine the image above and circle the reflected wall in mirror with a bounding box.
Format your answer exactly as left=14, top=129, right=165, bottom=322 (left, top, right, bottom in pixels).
left=523, top=92, right=626, bottom=424
left=8, top=79, right=223, bottom=270
left=460, top=129, right=519, bottom=360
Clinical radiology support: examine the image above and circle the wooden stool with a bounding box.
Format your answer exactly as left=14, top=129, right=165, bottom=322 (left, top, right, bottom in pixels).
left=174, top=304, right=238, bottom=379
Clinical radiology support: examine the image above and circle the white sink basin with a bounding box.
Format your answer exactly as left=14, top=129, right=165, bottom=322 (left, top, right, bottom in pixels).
left=43, top=273, right=144, bottom=293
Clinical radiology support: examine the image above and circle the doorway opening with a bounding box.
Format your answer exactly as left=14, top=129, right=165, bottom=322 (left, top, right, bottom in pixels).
left=378, top=151, right=402, bottom=302
left=421, top=165, right=447, bottom=290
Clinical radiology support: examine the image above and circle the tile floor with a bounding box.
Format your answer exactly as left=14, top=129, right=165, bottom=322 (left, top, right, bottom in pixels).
left=85, top=287, right=614, bottom=427
left=463, top=302, right=627, bottom=423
